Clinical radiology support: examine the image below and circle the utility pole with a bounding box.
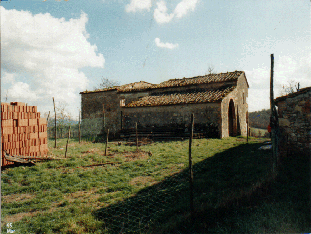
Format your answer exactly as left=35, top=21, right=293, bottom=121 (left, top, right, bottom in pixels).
left=270, top=54, right=278, bottom=175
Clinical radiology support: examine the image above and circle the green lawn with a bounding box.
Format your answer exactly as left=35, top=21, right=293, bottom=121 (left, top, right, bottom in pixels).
left=249, top=127, right=269, bottom=138
left=1, top=136, right=309, bottom=233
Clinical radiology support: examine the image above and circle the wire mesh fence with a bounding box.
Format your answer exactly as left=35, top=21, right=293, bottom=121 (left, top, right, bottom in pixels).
left=2, top=115, right=275, bottom=233
left=90, top=143, right=272, bottom=233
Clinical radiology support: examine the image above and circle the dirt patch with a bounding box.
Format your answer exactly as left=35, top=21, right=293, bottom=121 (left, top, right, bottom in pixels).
left=129, top=176, right=157, bottom=186
left=64, top=187, right=101, bottom=202
left=125, top=138, right=153, bottom=146
left=2, top=188, right=103, bottom=224
left=2, top=210, right=40, bottom=224
left=123, top=150, right=152, bottom=162
left=81, top=148, right=101, bottom=154
left=2, top=193, right=35, bottom=204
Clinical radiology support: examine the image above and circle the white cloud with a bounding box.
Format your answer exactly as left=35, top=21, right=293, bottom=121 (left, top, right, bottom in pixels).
left=155, top=38, right=179, bottom=49
left=7, top=82, right=38, bottom=101
left=1, top=7, right=104, bottom=119
left=125, top=0, right=152, bottom=13
left=2, top=72, right=16, bottom=84
left=245, top=54, right=311, bottom=112
left=174, top=0, right=198, bottom=18
left=153, top=1, right=174, bottom=24
left=126, top=0, right=199, bottom=24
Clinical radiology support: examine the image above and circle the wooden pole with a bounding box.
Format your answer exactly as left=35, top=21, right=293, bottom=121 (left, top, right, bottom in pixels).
left=79, top=110, right=81, bottom=144
left=247, top=123, right=249, bottom=143
left=270, top=54, right=276, bottom=174
left=189, top=113, right=194, bottom=223
left=53, top=97, right=57, bottom=148
left=270, top=54, right=274, bottom=111
left=46, top=111, right=51, bottom=139
left=47, top=111, right=50, bottom=122
left=246, top=111, right=249, bottom=143
left=105, top=129, right=109, bottom=156
left=65, top=126, right=71, bottom=158
left=136, top=122, right=138, bottom=151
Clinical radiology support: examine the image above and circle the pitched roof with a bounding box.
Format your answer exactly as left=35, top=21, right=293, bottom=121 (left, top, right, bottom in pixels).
left=80, top=71, right=244, bottom=94
left=117, top=81, right=153, bottom=92
left=151, top=71, right=243, bottom=90
left=125, top=85, right=236, bottom=107
left=80, top=87, right=118, bottom=94
left=275, top=86, right=311, bottom=104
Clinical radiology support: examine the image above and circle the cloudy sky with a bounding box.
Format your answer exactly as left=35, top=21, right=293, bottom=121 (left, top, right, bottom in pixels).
left=1, top=0, right=310, bottom=120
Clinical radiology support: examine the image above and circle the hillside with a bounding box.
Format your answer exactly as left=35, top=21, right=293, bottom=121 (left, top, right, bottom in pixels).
left=249, top=109, right=270, bottom=129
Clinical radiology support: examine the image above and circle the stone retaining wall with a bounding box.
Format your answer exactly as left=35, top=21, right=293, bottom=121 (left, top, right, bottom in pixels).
left=275, top=87, right=311, bottom=158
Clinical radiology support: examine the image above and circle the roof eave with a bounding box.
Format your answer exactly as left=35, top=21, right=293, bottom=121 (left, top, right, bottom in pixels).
left=124, top=100, right=223, bottom=108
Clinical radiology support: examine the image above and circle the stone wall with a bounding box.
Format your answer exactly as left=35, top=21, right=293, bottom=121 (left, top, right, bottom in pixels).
left=80, top=74, right=248, bottom=138
left=276, top=88, right=311, bottom=158
left=221, top=73, right=248, bottom=138
left=122, top=103, right=222, bottom=137
left=81, top=90, right=120, bottom=134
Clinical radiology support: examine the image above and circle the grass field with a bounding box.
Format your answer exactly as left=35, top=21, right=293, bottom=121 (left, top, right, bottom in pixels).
left=1, top=136, right=309, bottom=233
left=249, top=127, right=269, bottom=138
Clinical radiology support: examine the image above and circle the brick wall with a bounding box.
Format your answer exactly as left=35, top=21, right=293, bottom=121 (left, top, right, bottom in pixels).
left=1, top=102, right=48, bottom=166
left=276, top=88, right=311, bottom=157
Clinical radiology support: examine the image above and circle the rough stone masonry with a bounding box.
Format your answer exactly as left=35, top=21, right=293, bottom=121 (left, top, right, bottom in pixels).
left=275, top=87, right=311, bottom=158
left=80, top=71, right=249, bottom=139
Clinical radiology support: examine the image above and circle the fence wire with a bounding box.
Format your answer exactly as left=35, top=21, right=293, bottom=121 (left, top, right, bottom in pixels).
left=2, top=119, right=273, bottom=234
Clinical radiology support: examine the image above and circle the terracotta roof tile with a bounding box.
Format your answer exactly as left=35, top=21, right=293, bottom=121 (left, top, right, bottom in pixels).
left=125, top=85, right=236, bottom=107
left=117, top=81, right=153, bottom=92
left=151, top=71, right=243, bottom=89
left=80, top=71, right=244, bottom=94
left=80, top=87, right=118, bottom=94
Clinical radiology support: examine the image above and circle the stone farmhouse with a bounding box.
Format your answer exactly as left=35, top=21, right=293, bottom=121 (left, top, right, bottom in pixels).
left=80, top=71, right=249, bottom=139
left=275, top=86, right=311, bottom=158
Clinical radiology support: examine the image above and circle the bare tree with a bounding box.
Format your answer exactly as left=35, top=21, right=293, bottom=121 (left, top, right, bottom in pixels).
left=94, top=77, right=120, bottom=91
left=56, top=101, right=72, bottom=128
left=47, top=101, right=73, bottom=138
left=5, top=90, right=8, bottom=102
left=206, top=64, right=215, bottom=75
left=280, top=80, right=300, bottom=96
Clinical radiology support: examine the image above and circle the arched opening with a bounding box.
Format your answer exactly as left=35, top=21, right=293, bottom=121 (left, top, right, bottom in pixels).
left=228, top=99, right=236, bottom=137
left=236, top=105, right=241, bottom=136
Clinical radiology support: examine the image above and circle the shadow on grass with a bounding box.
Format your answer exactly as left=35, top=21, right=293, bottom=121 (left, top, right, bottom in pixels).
left=93, top=142, right=309, bottom=233
left=1, top=162, right=35, bottom=171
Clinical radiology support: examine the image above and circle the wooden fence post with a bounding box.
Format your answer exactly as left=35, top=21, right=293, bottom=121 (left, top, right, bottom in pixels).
left=47, top=111, right=50, bottom=122
left=65, top=126, right=71, bottom=158
left=246, top=112, right=249, bottom=143
left=189, top=113, right=194, bottom=223
left=53, top=97, right=57, bottom=148
left=136, top=122, right=138, bottom=151
left=105, top=129, right=109, bottom=156
left=79, top=110, right=81, bottom=144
